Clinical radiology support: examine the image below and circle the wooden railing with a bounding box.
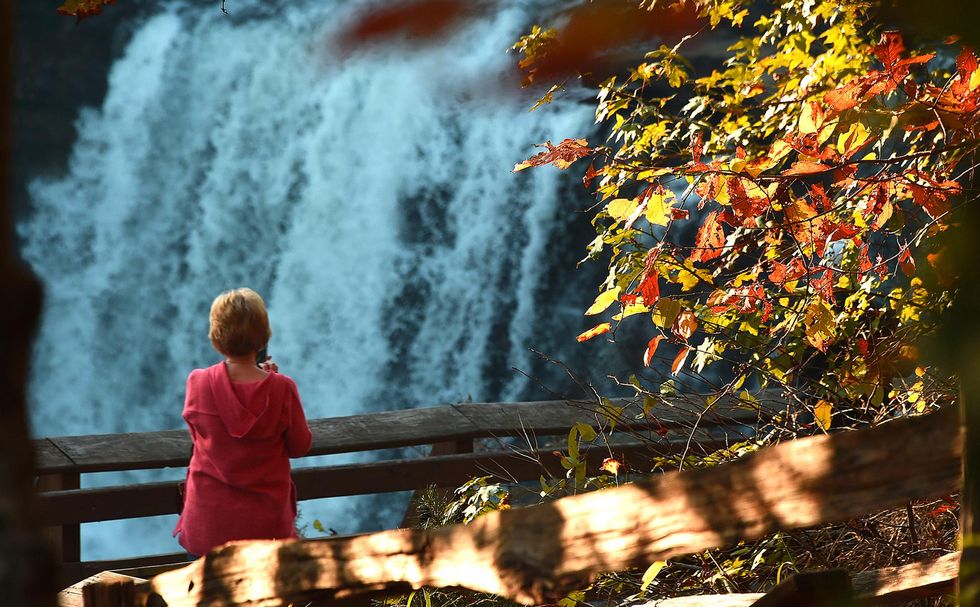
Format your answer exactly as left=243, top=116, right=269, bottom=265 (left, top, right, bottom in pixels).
left=35, top=393, right=780, bottom=586
left=64, top=403, right=964, bottom=607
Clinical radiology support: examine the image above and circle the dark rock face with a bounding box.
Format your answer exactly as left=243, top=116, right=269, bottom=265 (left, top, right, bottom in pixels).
left=12, top=1, right=150, bottom=227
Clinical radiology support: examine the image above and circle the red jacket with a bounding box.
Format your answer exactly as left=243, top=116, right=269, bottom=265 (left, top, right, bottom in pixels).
left=173, top=362, right=312, bottom=556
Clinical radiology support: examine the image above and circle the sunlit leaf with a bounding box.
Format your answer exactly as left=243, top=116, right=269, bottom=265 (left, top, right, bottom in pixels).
left=576, top=323, right=611, bottom=342
left=814, top=400, right=833, bottom=432
left=585, top=287, right=621, bottom=316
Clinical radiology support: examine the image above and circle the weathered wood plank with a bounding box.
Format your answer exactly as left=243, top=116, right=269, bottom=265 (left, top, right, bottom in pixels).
left=450, top=394, right=780, bottom=438
left=60, top=553, right=192, bottom=590
left=33, top=395, right=775, bottom=475
left=142, top=406, right=961, bottom=607
left=646, top=552, right=960, bottom=606
left=38, top=441, right=676, bottom=525
left=57, top=571, right=146, bottom=607
left=34, top=439, right=75, bottom=473
left=850, top=550, right=959, bottom=602
left=45, top=431, right=191, bottom=474
left=306, top=405, right=479, bottom=455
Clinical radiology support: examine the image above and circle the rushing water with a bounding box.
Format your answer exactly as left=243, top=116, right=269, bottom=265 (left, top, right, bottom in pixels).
left=18, top=2, right=604, bottom=558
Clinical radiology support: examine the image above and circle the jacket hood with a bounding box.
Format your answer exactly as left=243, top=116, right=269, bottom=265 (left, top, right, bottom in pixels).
left=203, top=363, right=285, bottom=439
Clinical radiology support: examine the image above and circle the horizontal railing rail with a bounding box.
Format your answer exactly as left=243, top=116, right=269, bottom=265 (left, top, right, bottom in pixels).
left=33, top=392, right=785, bottom=585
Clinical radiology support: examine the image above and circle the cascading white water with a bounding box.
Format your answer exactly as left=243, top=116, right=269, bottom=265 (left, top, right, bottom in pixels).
left=18, top=1, right=598, bottom=558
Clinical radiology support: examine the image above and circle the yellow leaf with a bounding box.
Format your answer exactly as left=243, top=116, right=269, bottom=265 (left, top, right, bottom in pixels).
left=804, top=299, right=836, bottom=352
left=970, top=69, right=980, bottom=91
left=607, top=198, right=639, bottom=222
left=814, top=400, right=833, bottom=432
left=645, top=191, right=677, bottom=227
left=585, top=287, right=621, bottom=316
left=799, top=101, right=823, bottom=135
left=612, top=302, right=650, bottom=321
left=641, top=561, right=667, bottom=591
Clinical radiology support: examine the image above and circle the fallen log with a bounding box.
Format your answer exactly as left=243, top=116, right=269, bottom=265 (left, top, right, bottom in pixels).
left=644, top=551, right=960, bottom=606
left=139, top=406, right=961, bottom=607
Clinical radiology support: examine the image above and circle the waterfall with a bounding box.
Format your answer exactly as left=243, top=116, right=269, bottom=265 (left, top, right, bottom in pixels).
left=18, top=1, right=599, bottom=558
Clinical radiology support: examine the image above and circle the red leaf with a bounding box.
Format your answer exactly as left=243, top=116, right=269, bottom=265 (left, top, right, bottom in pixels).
left=811, top=269, right=835, bottom=303
left=769, top=258, right=807, bottom=289
left=826, top=222, right=861, bottom=242
left=910, top=183, right=952, bottom=220
left=958, top=48, right=978, bottom=79
left=899, top=247, right=916, bottom=277
left=689, top=210, right=726, bottom=263
left=643, top=335, right=663, bottom=367
left=638, top=269, right=660, bottom=305
left=583, top=162, right=600, bottom=188
left=514, top=138, right=592, bottom=172
left=691, top=131, right=704, bottom=164
left=670, top=208, right=690, bottom=221
left=671, top=346, right=690, bottom=375
left=728, top=177, right=768, bottom=226
left=874, top=31, right=906, bottom=68
left=57, top=0, right=116, bottom=20
left=859, top=244, right=872, bottom=274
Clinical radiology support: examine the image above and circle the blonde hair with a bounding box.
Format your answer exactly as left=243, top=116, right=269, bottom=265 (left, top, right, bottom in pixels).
left=208, top=288, right=272, bottom=356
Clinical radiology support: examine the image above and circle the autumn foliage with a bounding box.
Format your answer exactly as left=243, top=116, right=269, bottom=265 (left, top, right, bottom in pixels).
left=516, top=0, right=972, bottom=430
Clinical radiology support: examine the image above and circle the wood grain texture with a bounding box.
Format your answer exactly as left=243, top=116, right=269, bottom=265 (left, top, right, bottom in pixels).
left=645, top=552, right=959, bottom=606
left=32, top=394, right=779, bottom=474
left=39, top=440, right=682, bottom=525
left=142, top=406, right=961, bottom=607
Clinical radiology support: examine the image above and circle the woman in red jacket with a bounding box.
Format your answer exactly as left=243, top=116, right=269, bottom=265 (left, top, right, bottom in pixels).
left=173, top=288, right=313, bottom=557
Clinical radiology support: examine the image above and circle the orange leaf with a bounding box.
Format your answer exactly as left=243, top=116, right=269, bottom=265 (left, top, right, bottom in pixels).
left=671, top=346, right=691, bottom=375
left=643, top=335, right=663, bottom=367
left=689, top=210, right=726, bottom=263
left=576, top=322, right=611, bottom=343
left=782, top=161, right=832, bottom=176
left=514, top=138, right=592, bottom=172
left=600, top=457, right=622, bottom=475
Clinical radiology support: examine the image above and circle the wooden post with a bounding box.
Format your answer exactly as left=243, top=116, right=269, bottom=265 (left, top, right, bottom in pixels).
left=401, top=438, right=475, bottom=528
left=37, top=472, right=82, bottom=563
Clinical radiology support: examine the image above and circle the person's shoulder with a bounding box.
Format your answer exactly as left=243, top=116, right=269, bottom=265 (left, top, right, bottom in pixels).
left=272, top=372, right=299, bottom=390
left=187, top=363, right=220, bottom=384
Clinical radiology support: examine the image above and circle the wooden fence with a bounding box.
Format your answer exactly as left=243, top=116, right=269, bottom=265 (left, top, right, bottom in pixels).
left=62, top=403, right=963, bottom=607
left=36, top=392, right=777, bottom=586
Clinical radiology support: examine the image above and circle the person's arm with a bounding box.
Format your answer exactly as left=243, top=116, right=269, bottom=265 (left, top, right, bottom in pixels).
left=283, top=378, right=313, bottom=457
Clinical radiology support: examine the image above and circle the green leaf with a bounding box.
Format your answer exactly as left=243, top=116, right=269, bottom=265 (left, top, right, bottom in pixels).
left=652, top=298, right=682, bottom=329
